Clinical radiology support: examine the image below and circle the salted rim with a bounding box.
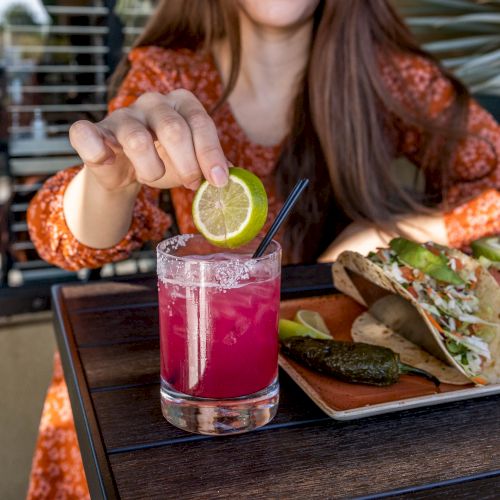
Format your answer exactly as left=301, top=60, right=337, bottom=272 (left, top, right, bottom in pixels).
left=156, top=234, right=281, bottom=264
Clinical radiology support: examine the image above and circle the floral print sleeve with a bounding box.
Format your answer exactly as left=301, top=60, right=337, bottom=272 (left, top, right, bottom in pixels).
left=27, top=48, right=175, bottom=271
left=382, top=53, right=500, bottom=248
left=27, top=167, right=170, bottom=271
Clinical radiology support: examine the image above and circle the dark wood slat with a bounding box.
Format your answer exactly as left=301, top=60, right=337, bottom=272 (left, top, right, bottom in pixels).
left=80, top=340, right=159, bottom=388
left=63, top=276, right=157, bottom=312
left=92, top=384, right=186, bottom=447
left=72, top=305, right=158, bottom=346
left=383, top=472, right=500, bottom=499
left=77, top=296, right=342, bottom=389
left=71, top=280, right=336, bottom=349
left=62, top=264, right=335, bottom=314
left=281, top=263, right=335, bottom=296
left=92, top=370, right=325, bottom=451
left=109, top=395, right=500, bottom=499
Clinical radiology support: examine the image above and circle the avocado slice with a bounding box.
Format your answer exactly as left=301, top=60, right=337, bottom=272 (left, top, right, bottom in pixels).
left=389, top=238, right=464, bottom=285
left=471, top=236, right=500, bottom=262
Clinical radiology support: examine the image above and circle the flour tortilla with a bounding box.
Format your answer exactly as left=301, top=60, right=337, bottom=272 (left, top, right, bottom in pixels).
left=352, top=312, right=470, bottom=385
left=332, top=249, right=500, bottom=385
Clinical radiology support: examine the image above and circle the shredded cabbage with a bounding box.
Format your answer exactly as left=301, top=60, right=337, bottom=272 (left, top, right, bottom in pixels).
left=369, top=245, right=494, bottom=376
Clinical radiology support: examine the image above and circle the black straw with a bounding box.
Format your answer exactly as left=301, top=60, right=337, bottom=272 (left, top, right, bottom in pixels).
left=252, top=179, right=309, bottom=259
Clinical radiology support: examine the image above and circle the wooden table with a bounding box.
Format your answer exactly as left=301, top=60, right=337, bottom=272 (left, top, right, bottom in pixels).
left=52, top=264, right=500, bottom=499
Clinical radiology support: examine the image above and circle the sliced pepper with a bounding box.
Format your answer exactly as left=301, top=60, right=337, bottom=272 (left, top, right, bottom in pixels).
left=424, top=312, right=444, bottom=334
left=471, top=375, right=488, bottom=385
left=389, top=238, right=464, bottom=285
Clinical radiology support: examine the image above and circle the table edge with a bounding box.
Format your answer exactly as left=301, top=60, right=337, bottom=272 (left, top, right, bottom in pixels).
left=52, top=284, right=119, bottom=500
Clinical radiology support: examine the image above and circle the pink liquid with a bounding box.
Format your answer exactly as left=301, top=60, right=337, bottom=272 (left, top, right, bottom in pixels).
left=158, top=268, right=280, bottom=399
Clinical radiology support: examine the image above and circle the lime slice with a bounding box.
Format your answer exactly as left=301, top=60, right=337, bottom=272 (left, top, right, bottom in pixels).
left=279, top=319, right=332, bottom=342
left=294, top=310, right=332, bottom=337
left=192, top=167, right=268, bottom=248
left=471, top=236, right=500, bottom=262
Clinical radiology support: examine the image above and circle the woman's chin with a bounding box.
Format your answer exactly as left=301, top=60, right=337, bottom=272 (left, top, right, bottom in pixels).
left=238, top=0, right=320, bottom=30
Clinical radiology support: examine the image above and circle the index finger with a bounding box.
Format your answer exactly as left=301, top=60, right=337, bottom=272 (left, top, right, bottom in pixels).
left=166, top=90, right=229, bottom=187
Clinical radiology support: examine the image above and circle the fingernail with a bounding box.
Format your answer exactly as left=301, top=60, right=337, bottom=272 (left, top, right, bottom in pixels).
left=211, top=166, right=228, bottom=187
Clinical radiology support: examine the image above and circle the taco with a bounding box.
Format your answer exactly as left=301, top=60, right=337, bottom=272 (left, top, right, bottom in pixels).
left=332, top=238, right=500, bottom=385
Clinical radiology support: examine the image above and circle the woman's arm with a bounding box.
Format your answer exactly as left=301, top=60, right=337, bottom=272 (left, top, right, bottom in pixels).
left=320, top=55, right=500, bottom=262
left=27, top=166, right=171, bottom=270
left=28, top=47, right=228, bottom=270
left=28, top=50, right=173, bottom=270
left=318, top=214, right=447, bottom=262
left=63, top=166, right=140, bottom=250
left=64, top=49, right=228, bottom=249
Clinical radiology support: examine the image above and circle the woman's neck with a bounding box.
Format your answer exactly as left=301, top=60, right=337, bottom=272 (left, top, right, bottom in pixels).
left=213, top=12, right=313, bottom=146
left=237, top=11, right=313, bottom=96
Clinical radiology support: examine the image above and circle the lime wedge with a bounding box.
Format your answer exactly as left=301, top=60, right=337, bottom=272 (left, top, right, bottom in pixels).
left=471, top=236, right=500, bottom=262
left=279, top=319, right=332, bottom=342
left=192, top=167, right=268, bottom=248
left=294, top=310, right=332, bottom=337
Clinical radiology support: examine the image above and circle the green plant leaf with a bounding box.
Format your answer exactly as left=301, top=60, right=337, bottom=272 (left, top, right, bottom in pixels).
left=395, top=0, right=500, bottom=94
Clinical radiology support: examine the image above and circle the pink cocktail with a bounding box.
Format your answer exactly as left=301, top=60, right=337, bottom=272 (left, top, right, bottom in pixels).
left=157, top=235, right=281, bottom=435
left=159, top=273, right=280, bottom=398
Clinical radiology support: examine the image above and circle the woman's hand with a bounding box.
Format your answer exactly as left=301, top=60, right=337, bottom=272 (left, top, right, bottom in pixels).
left=68, top=89, right=229, bottom=192
left=64, top=89, right=229, bottom=249
left=318, top=215, right=449, bottom=262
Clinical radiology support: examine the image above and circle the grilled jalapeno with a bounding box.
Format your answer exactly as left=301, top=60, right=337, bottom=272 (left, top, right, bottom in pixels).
left=281, top=337, right=440, bottom=386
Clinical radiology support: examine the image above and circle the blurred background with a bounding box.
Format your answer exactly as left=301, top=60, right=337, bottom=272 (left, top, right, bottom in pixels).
left=1, top=0, right=500, bottom=314
left=0, top=0, right=499, bottom=498
left=0, top=0, right=157, bottom=315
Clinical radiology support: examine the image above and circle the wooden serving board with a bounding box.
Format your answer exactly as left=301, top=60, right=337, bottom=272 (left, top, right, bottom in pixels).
left=279, top=294, right=500, bottom=420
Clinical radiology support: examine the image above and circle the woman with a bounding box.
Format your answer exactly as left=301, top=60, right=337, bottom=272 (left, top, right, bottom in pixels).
left=27, top=0, right=499, bottom=497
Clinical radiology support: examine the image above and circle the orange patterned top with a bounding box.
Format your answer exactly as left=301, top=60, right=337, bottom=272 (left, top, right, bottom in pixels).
left=28, top=46, right=500, bottom=271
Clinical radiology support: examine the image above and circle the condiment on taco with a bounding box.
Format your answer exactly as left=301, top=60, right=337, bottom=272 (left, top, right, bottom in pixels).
left=471, top=236, right=500, bottom=285
left=333, top=238, right=500, bottom=385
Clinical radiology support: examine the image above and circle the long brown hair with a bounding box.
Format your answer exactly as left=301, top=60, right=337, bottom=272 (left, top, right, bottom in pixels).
left=109, top=0, right=471, bottom=263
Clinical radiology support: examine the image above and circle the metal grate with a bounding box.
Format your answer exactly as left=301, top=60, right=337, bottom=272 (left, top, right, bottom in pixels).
left=0, top=0, right=157, bottom=309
